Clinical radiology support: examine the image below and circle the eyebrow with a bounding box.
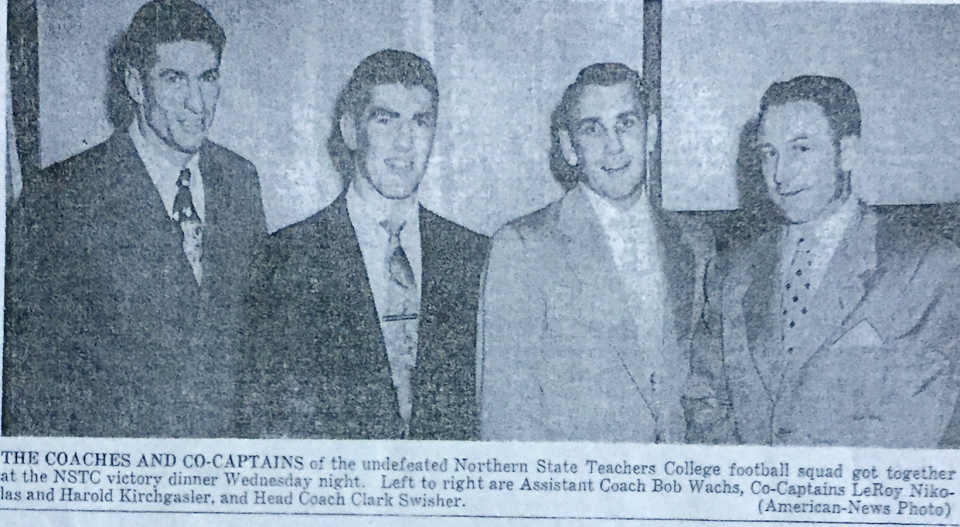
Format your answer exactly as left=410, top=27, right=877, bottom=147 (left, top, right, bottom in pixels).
left=789, top=135, right=810, bottom=142
left=366, top=107, right=401, bottom=120
left=157, top=68, right=187, bottom=77
left=572, top=117, right=602, bottom=130
left=617, top=110, right=641, bottom=121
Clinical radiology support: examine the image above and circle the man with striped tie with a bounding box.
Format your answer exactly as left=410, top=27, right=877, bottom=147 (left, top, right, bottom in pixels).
left=3, top=0, right=265, bottom=437
left=240, top=50, right=490, bottom=440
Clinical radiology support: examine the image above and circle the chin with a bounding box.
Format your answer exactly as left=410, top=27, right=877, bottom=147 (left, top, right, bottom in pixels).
left=375, top=183, right=419, bottom=200
left=170, top=137, right=204, bottom=154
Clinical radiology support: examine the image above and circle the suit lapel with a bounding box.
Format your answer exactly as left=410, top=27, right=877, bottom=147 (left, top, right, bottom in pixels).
left=198, top=143, right=222, bottom=297
left=308, top=194, right=403, bottom=437
left=657, top=213, right=697, bottom=341
left=779, top=208, right=877, bottom=395
left=556, top=187, right=657, bottom=418
left=105, top=133, right=198, bottom=290
left=739, top=229, right=783, bottom=400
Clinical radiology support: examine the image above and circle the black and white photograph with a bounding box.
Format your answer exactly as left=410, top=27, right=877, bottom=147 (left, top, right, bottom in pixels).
left=4, top=0, right=960, bottom=523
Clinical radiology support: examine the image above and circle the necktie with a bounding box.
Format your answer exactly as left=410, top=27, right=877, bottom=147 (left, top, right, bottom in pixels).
left=380, top=219, right=419, bottom=434
left=782, top=233, right=814, bottom=356
left=173, top=168, right=203, bottom=285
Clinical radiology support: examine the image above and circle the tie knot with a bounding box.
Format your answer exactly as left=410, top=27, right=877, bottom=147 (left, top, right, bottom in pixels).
left=380, top=219, right=405, bottom=240
left=178, top=168, right=192, bottom=188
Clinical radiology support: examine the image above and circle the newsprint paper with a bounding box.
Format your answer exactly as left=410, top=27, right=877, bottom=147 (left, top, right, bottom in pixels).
left=6, top=0, right=960, bottom=525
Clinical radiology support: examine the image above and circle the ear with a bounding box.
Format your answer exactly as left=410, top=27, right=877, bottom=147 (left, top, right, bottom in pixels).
left=340, top=113, right=358, bottom=151
left=839, top=135, right=860, bottom=174
left=125, top=68, right=145, bottom=106
left=559, top=129, right=578, bottom=166
left=646, top=114, right=659, bottom=157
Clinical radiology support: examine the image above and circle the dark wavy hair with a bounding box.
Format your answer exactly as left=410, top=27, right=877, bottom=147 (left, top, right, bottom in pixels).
left=758, top=75, right=861, bottom=198
left=106, top=0, right=226, bottom=130
left=549, top=63, right=647, bottom=190
left=327, top=50, right=439, bottom=185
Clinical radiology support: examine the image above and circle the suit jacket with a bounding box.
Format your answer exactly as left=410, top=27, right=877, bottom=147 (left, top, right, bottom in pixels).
left=3, top=131, right=265, bottom=437
left=238, top=192, right=490, bottom=440
left=479, top=185, right=713, bottom=442
left=717, top=206, right=960, bottom=447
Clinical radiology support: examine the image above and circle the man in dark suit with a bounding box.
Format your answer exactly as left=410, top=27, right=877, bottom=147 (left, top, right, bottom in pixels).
left=239, top=50, right=490, bottom=440
left=3, top=0, right=265, bottom=437
left=712, top=75, right=960, bottom=447
left=479, top=63, right=713, bottom=442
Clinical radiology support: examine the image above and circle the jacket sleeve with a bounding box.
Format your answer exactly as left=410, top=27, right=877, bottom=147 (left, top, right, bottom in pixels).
left=478, top=225, right=548, bottom=440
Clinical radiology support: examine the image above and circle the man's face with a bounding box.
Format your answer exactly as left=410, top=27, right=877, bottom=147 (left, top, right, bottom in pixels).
left=567, top=82, right=647, bottom=201
left=140, top=40, right=220, bottom=153
left=355, top=83, right=436, bottom=200
left=758, top=101, right=842, bottom=224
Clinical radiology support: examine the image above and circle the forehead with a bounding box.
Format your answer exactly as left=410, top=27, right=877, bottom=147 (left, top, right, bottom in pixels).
left=573, top=82, right=642, bottom=122
left=759, top=101, right=832, bottom=142
left=366, top=84, right=434, bottom=115
left=151, top=40, right=219, bottom=71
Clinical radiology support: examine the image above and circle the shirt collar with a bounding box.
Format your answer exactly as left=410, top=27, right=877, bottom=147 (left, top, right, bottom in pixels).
left=345, top=178, right=419, bottom=233
left=129, top=117, right=201, bottom=218
left=582, top=183, right=655, bottom=230
left=787, top=196, right=859, bottom=250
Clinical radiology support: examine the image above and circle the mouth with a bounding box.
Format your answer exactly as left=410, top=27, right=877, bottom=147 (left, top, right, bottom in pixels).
left=779, top=188, right=805, bottom=198
left=384, top=158, right=415, bottom=172
left=601, top=161, right=631, bottom=174
left=178, top=121, right=204, bottom=135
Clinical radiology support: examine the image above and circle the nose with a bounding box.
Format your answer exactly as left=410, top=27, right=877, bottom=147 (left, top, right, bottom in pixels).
left=185, top=79, right=204, bottom=114
left=394, top=120, right=414, bottom=151
left=604, top=128, right=625, bottom=156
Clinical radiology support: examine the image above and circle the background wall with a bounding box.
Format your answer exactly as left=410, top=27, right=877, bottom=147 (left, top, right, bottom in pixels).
left=662, top=1, right=960, bottom=211
left=37, top=0, right=647, bottom=235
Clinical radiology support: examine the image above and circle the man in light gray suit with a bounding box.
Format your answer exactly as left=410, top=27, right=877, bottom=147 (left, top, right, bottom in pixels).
left=715, top=75, right=960, bottom=447
left=478, top=63, right=712, bottom=442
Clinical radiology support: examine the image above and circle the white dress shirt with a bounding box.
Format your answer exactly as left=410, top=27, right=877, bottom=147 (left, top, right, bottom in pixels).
left=779, top=197, right=858, bottom=300
left=778, top=197, right=858, bottom=357
left=129, top=118, right=205, bottom=284
left=585, top=185, right=666, bottom=343
left=346, top=181, right=422, bottom=321
left=584, top=185, right=684, bottom=441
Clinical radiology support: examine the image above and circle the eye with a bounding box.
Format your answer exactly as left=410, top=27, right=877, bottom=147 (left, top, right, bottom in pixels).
left=161, top=72, right=186, bottom=83
left=415, top=114, right=434, bottom=128
left=579, top=123, right=601, bottom=136
left=617, top=115, right=639, bottom=130
left=760, top=147, right=776, bottom=159
left=796, top=145, right=810, bottom=153
left=200, top=70, right=220, bottom=83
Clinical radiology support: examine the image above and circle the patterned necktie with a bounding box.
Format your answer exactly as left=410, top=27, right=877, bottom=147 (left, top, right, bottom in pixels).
left=380, top=219, right=419, bottom=433
left=782, top=233, right=814, bottom=356
left=173, top=168, right=203, bottom=285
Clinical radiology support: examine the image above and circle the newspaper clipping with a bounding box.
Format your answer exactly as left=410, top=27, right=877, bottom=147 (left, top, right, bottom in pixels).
left=4, top=0, right=960, bottom=525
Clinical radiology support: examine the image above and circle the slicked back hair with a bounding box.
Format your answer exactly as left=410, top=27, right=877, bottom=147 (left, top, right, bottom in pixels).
left=759, top=75, right=861, bottom=146
left=549, top=63, right=647, bottom=190
left=758, top=75, right=861, bottom=199
left=327, top=50, right=440, bottom=185
left=107, top=0, right=226, bottom=129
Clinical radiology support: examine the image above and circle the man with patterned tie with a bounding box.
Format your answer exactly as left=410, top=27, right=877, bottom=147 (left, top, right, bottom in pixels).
left=3, top=0, right=265, bottom=437
left=479, top=63, right=714, bottom=442
left=239, top=50, right=490, bottom=440
left=713, top=75, right=960, bottom=447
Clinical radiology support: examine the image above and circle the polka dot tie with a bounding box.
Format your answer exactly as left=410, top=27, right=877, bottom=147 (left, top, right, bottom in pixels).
left=782, top=235, right=814, bottom=355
